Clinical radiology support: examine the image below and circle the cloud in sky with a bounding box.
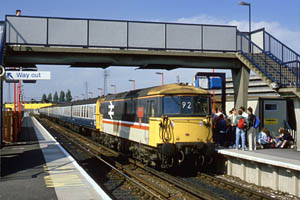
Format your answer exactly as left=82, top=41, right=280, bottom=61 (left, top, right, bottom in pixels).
left=176, top=14, right=300, bottom=53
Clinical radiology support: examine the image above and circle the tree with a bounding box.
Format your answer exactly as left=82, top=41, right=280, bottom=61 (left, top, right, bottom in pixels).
left=42, top=94, right=47, bottom=102
left=59, top=90, right=65, bottom=102
left=53, top=92, right=58, bottom=103
left=66, top=89, right=72, bottom=102
left=47, top=93, right=52, bottom=102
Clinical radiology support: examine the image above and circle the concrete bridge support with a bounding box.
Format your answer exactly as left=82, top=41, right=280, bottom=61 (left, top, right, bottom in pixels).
left=293, top=99, right=300, bottom=151
left=231, top=64, right=250, bottom=110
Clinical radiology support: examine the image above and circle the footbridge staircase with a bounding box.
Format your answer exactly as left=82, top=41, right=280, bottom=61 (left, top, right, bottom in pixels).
left=236, top=29, right=300, bottom=98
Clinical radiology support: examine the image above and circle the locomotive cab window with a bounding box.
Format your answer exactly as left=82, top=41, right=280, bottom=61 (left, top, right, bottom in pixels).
left=163, top=95, right=209, bottom=116
left=164, top=96, right=180, bottom=114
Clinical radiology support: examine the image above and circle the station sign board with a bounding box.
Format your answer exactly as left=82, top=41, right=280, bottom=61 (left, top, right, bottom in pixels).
left=6, top=71, right=51, bottom=81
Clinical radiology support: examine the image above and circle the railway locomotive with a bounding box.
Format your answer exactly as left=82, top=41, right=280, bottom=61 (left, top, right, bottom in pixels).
left=39, top=83, right=214, bottom=168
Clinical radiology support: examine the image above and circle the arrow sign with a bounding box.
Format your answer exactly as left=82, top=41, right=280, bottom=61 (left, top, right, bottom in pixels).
left=108, top=101, right=114, bottom=119
left=5, top=71, right=51, bottom=80
left=6, top=72, right=13, bottom=79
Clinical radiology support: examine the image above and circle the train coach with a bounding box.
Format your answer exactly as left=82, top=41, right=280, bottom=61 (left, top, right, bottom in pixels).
left=39, top=98, right=98, bottom=131
left=40, top=83, right=215, bottom=169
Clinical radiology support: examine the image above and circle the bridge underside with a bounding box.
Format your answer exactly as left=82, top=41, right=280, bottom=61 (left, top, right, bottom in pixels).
left=4, top=45, right=239, bottom=70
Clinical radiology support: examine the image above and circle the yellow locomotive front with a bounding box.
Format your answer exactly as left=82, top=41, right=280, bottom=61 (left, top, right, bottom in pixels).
left=95, top=84, right=214, bottom=169
left=147, top=84, right=214, bottom=168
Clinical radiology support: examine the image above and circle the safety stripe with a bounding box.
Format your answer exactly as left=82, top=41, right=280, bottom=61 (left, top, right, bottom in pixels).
left=103, top=119, right=149, bottom=130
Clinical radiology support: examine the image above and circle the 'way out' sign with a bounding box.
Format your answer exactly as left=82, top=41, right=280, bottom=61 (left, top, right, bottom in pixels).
left=6, top=71, right=51, bottom=80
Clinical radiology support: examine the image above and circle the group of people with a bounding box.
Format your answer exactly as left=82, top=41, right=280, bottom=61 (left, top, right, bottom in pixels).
left=213, top=106, right=294, bottom=151
left=257, top=127, right=294, bottom=149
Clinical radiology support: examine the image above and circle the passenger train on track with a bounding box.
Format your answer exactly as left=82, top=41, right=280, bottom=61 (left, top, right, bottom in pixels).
left=39, top=83, right=215, bottom=169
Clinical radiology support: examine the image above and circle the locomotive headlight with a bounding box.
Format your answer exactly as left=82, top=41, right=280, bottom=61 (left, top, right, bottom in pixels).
left=199, top=121, right=203, bottom=126
left=171, top=120, right=175, bottom=128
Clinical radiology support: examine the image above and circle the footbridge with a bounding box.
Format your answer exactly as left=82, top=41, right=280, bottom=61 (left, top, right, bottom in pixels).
left=0, top=15, right=300, bottom=148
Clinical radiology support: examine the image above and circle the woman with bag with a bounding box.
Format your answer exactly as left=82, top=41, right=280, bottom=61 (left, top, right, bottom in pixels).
left=234, top=109, right=249, bottom=151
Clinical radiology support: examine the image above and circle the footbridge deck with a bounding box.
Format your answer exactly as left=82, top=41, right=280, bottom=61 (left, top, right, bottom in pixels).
left=2, top=15, right=240, bottom=69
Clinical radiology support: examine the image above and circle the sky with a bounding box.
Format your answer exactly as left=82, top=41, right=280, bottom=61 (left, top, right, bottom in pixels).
left=1, top=0, right=299, bottom=102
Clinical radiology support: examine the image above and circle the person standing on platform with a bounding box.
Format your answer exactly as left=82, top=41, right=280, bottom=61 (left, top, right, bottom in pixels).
left=234, top=109, right=248, bottom=151
left=228, top=108, right=237, bottom=148
left=240, top=106, right=248, bottom=118
left=247, top=107, right=256, bottom=151
left=213, top=108, right=225, bottom=146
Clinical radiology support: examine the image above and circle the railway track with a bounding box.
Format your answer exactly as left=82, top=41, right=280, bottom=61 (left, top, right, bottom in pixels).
left=36, top=115, right=276, bottom=200
left=196, top=173, right=274, bottom=200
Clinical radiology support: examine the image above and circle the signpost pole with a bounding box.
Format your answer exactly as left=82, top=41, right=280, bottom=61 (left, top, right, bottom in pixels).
left=18, top=81, right=21, bottom=134
left=13, top=82, right=17, bottom=142
left=0, top=77, right=2, bottom=149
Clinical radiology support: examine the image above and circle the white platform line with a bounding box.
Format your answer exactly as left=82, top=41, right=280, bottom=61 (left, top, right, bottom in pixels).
left=32, top=117, right=112, bottom=200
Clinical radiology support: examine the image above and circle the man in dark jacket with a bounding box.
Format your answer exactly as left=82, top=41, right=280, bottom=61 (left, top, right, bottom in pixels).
left=247, top=107, right=256, bottom=151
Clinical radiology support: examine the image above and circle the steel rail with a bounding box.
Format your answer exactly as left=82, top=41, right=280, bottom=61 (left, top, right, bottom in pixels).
left=37, top=117, right=163, bottom=200
left=197, top=173, right=276, bottom=200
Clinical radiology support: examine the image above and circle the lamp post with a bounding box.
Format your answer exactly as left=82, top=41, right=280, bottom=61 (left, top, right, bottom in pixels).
left=155, top=72, right=164, bottom=86
left=97, top=88, right=103, bottom=96
left=128, top=79, right=135, bottom=90
left=110, top=84, right=116, bottom=94
left=239, top=1, right=251, bottom=52
left=88, top=92, right=93, bottom=99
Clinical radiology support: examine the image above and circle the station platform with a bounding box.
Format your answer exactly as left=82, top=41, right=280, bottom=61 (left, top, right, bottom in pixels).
left=0, top=116, right=111, bottom=200
left=218, top=148, right=300, bottom=171
left=217, top=148, right=300, bottom=197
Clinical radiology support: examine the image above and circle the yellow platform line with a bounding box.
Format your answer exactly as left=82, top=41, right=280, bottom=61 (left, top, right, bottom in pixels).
left=43, top=165, right=84, bottom=187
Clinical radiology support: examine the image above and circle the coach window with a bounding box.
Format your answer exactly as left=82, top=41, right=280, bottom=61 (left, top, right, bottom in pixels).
left=124, top=102, right=128, bottom=115
left=147, top=100, right=155, bottom=117
left=89, top=106, right=93, bottom=118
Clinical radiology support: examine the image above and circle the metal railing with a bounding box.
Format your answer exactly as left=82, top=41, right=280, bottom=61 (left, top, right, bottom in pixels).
left=284, top=120, right=297, bottom=147
left=264, top=31, right=300, bottom=64
left=5, top=15, right=237, bottom=52
left=264, top=31, right=300, bottom=81
left=238, top=30, right=300, bottom=87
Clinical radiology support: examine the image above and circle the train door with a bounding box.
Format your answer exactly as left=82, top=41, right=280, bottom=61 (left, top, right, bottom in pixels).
left=145, top=100, right=155, bottom=144
left=260, top=99, right=287, bottom=136
left=96, top=99, right=103, bottom=131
